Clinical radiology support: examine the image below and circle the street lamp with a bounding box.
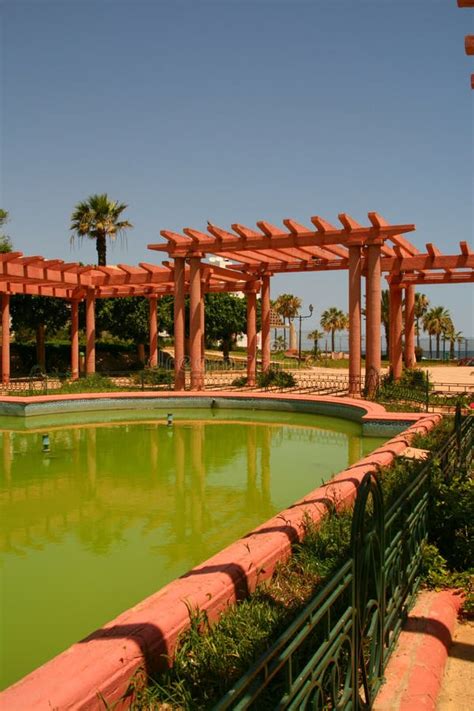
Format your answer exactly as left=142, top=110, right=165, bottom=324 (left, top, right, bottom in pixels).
left=298, top=304, right=313, bottom=363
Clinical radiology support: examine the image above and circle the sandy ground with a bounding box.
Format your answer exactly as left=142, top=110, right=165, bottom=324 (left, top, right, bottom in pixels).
left=436, top=619, right=474, bottom=710
left=166, top=349, right=474, bottom=389
left=419, top=366, right=474, bottom=388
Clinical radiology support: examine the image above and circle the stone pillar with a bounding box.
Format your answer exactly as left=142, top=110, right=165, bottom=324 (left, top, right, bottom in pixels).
left=404, top=284, right=415, bottom=368
left=173, top=257, right=186, bottom=391
left=149, top=296, right=158, bottom=367
left=246, top=289, right=257, bottom=386
left=189, top=256, right=203, bottom=390
left=71, top=299, right=80, bottom=380
left=390, top=284, right=403, bottom=381
left=1, top=293, right=10, bottom=384
left=348, top=244, right=362, bottom=396
left=365, top=243, right=382, bottom=394
left=261, top=274, right=271, bottom=373
left=200, top=281, right=206, bottom=380
left=85, top=290, right=96, bottom=375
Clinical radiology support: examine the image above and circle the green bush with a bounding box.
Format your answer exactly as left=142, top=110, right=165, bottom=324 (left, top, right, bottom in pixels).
left=428, top=461, right=474, bottom=572
left=131, top=367, right=173, bottom=387
left=381, top=367, right=430, bottom=390
left=57, top=374, right=117, bottom=393
left=257, top=369, right=296, bottom=388
left=231, top=375, right=248, bottom=387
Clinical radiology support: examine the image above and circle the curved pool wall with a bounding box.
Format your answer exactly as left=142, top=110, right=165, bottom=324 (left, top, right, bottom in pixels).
left=0, top=390, right=424, bottom=437
left=0, top=393, right=439, bottom=711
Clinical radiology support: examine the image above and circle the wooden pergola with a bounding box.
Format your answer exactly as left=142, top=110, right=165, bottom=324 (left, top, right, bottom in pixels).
left=149, top=212, right=473, bottom=394
left=0, top=255, right=256, bottom=383
left=1, top=212, right=473, bottom=394
left=458, top=0, right=474, bottom=88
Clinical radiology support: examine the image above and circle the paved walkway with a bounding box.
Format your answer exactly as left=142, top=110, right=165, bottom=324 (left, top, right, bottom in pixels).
left=436, top=618, right=474, bottom=710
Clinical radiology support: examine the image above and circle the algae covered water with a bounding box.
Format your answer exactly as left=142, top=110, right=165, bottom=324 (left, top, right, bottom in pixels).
left=0, top=408, right=385, bottom=688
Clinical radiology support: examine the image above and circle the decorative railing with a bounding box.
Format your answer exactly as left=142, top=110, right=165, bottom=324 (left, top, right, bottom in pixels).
left=213, top=413, right=473, bottom=710
left=1, top=363, right=472, bottom=406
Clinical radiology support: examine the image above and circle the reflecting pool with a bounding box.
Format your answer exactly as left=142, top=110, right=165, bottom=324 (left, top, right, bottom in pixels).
left=0, top=408, right=385, bottom=688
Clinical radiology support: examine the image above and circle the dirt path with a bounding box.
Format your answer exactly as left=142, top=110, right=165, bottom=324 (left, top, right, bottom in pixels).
left=436, top=619, right=474, bottom=710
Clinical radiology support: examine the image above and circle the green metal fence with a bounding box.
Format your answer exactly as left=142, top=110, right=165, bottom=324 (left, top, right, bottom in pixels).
left=214, top=413, right=473, bottom=710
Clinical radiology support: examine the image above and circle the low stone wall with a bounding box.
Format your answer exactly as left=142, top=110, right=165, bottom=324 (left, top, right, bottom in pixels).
left=0, top=392, right=441, bottom=710
left=0, top=390, right=422, bottom=437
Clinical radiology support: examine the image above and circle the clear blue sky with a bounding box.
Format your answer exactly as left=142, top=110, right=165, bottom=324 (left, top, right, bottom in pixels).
left=1, top=0, right=473, bottom=334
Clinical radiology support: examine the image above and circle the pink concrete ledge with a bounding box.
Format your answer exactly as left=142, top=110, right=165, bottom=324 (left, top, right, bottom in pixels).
left=0, top=389, right=427, bottom=423
left=374, top=589, right=464, bottom=711
left=0, top=404, right=441, bottom=711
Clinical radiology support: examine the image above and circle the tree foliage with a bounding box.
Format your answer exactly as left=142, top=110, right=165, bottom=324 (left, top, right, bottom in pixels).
left=70, top=194, right=133, bottom=266
left=274, top=293, right=302, bottom=349
left=204, top=293, right=247, bottom=360
left=320, top=307, right=348, bottom=353
left=0, top=209, right=12, bottom=253
left=10, top=296, right=70, bottom=368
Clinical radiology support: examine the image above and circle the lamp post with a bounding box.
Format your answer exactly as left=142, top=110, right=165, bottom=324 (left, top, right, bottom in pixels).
left=298, top=305, right=313, bottom=364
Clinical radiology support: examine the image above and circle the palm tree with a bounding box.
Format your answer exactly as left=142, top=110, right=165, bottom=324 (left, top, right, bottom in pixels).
left=70, top=194, right=133, bottom=266
left=442, top=319, right=462, bottom=361
left=414, top=293, right=429, bottom=349
left=456, top=332, right=464, bottom=359
left=308, top=329, right=324, bottom=356
left=423, top=306, right=451, bottom=359
left=274, top=294, right=302, bottom=350
left=320, top=307, right=348, bottom=354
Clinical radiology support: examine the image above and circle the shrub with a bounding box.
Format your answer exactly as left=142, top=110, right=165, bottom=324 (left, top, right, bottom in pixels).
left=257, top=369, right=296, bottom=388
left=58, top=373, right=117, bottom=393
left=132, top=367, right=173, bottom=387
left=231, top=375, right=248, bottom=387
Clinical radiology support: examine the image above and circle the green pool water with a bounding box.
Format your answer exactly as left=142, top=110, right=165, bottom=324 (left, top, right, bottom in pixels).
left=0, top=408, right=385, bottom=689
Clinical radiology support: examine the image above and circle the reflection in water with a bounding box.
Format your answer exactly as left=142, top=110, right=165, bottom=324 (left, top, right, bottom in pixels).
left=0, top=410, right=385, bottom=689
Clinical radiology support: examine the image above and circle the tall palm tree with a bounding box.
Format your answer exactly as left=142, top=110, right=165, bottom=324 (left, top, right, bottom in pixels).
left=320, top=307, right=348, bottom=354
left=423, top=306, right=451, bottom=359
left=70, top=194, right=133, bottom=266
left=274, top=294, right=302, bottom=350
left=414, top=293, right=430, bottom=349
left=308, top=329, right=324, bottom=356
left=442, top=319, right=461, bottom=361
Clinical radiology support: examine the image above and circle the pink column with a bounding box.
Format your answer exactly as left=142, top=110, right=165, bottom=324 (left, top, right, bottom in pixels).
left=189, top=256, right=203, bottom=390
left=70, top=299, right=80, bottom=380
left=261, top=274, right=271, bottom=373
left=200, top=281, right=206, bottom=380
left=246, top=288, right=257, bottom=386
left=404, top=284, right=415, bottom=368
left=85, top=290, right=96, bottom=375
left=365, top=242, right=382, bottom=394
left=149, top=296, right=158, bottom=367
left=173, top=257, right=186, bottom=391
left=348, top=244, right=362, bottom=396
left=389, top=283, right=403, bottom=381
left=1, top=293, right=11, bottom=384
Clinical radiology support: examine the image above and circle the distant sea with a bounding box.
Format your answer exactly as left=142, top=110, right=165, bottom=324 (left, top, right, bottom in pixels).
left=276, top=330, right=474, bottom=359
